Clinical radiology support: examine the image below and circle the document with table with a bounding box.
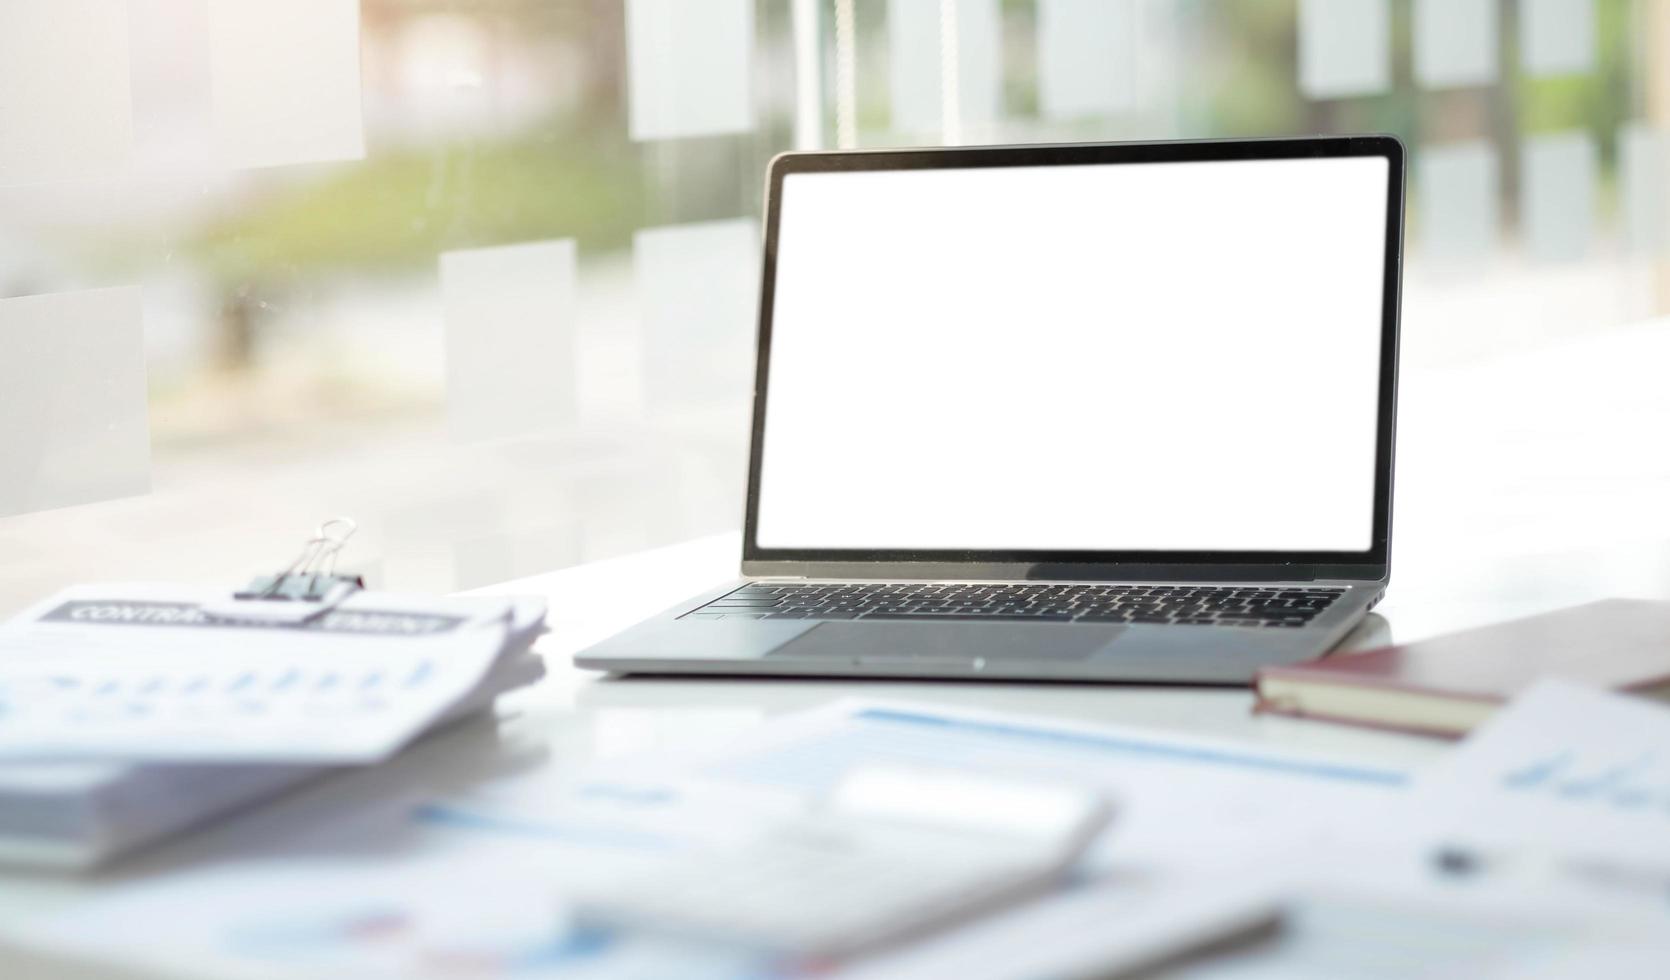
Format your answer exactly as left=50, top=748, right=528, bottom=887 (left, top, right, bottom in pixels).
left=0, top=582, right=548, bottom=868
left=0, top=583, right=546, bottom=763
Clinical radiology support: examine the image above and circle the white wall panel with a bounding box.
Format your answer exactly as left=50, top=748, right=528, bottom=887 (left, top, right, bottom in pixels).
left=0, top=288, right=150, bottom=518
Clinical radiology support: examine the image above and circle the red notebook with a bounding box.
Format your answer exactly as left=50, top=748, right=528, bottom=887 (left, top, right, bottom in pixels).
left=1254, top=599, right=1670, bottom=737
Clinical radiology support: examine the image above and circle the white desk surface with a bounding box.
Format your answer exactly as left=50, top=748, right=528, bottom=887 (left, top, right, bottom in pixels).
left=5, top=321, right=1670, bottom=973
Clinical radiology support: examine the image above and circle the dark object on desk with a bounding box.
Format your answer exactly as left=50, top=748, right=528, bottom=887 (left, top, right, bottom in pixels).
left=578, top=135, right=1405, bottom=684
left=1254, top=599, right=1670, bottom=736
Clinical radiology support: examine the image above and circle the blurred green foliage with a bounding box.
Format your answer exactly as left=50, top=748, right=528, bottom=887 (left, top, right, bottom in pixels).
left=1515, top=0, right=1638, bottom=170
left=179, top=0, right=1648, bottom=288
left=190, top=128, right=648, bottom=284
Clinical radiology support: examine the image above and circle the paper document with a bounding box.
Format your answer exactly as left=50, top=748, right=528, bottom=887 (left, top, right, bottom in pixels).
left=412, top=698, right=1407, bottom=976
left=1166, top=888, right=1670, bottom=980
left=9, top=696, right=1321, bottom=980
left=1413, top=679, right=1670, bottom=867
left=0, top=584, right=525, bottom=764
left=431, top=696, right=1411, bottom=873
left=682, top=698, right=1409, bottom=871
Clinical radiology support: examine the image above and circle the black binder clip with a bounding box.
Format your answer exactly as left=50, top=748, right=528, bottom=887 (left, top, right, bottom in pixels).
left=204, top=518, right=365, bottom=624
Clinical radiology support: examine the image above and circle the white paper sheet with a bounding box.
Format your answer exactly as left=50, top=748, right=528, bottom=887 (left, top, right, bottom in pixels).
left=688, top=699, right=1408, bottom=871
left=11, top=849, right=766, bottom=980
left=1414, top=680, right=1670, bottom=868
left=1297, top=0, right=1390, bottom=99
left=888, top=0, right=1002, bottom=139
left=1037, top=0, right=1137, bottom=120
left=1521, top=0, right=1594, bottom=77
left=0, top=0, right=134, bottom=186
left=1521, top=132, right=1595, bottom=262
left=1620, top=124, right=1670, bottom=256
left=1413, top=0, right=1497, bottom=89
left=440, top=699, right=1410, bottom=885
left=440, top=240, right=578, bottom=442
left=416, top=700, right=1332, bottom=978
left=1164, top=887, right=1670, bottom=980
left=1419, top=140, right=1499, bottom=263
left=208, top=0, right=366, bottom=169
left=0, top=585, right=518, bottom=763
left=625, top=0, right=754, bottom=141
left=0, top=288, right=151, bottom=519
left=636, top=218, right=760, bottom=410
left=831, top=874, right=1278, bottom=980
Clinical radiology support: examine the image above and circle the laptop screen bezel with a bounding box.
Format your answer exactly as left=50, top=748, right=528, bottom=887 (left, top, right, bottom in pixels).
left=740, top=136, right=1404, bottom=581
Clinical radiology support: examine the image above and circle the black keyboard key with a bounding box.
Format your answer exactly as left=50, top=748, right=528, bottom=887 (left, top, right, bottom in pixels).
left=861, top=611, right=1074, bottom=622
left=698, top=582, right=1340, bottom=623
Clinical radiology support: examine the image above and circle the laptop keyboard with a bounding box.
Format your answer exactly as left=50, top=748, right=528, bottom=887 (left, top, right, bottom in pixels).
left=686, top=583, right=1344, bottom=628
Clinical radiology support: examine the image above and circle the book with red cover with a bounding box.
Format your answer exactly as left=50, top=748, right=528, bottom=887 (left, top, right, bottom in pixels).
left=1253, top=599, right=1670, bottom=737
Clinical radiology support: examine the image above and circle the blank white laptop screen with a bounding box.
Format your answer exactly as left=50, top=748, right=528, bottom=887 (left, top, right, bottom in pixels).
left=755, top=155, right=1391, bottom=553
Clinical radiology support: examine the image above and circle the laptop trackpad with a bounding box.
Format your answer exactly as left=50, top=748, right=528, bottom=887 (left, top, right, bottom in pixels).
left=769, top=622, right=1119, bottom=663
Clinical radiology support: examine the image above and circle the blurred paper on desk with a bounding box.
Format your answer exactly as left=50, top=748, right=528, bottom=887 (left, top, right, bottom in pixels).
left=410, top=698, right=1406, bottom=976
left=0, top=584, right=543, bottom=764
left=683, top=698, right=1410, bottom=873
left=0, top=640, right=544, bottom=871
left=1413, top=679, right=1670, bottom=867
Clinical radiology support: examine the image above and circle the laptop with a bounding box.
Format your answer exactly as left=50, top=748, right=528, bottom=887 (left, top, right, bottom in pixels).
left=577, top=135, right=1404, bottom=684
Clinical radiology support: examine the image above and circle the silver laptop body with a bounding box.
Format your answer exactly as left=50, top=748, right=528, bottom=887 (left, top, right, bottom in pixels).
left=577, top=136, right=1404, bottom=684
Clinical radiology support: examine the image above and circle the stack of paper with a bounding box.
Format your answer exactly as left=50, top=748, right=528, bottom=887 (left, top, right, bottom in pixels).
left=0, top=584, right=548, bottom=868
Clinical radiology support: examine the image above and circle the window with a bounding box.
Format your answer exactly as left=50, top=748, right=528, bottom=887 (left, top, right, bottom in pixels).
left=1, top=0, right=1664, bottom=613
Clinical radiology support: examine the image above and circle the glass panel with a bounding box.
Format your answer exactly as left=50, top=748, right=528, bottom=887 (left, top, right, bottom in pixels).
left=946, top=0, right=1002, bottom=138
left=0, top=0, right=1668, bottom=615
left=208, top=0, right=366, bottom=168
left=1296, top=0, right=1390, bottom=99
left=0, top=288, right=150, bottom=518
left=887, top=0, right=1001, bottom=140
left=1521, top=0, right=1595, bottom=77
left=1036, top=0, right=1137, bottom=120
left=1419, top=141, right=1499, bottom=263
left=453, top=523, right=580, bottom=592
left=0, top=0, right=133, bottom=186
left=1413, top=0, right=1497, bottom=89
left=625, top=0, right=755, bottom=141
left=440, top=240, right=578, bottom=443
left=1521, top=132, right=1596, bottom=262
left=887, top=0, right=942, bottom=136
left=1620, top=123, right=1670, bottom=256
left=636, top=218, right=760, bottom=411
left=128, top=0, right=214, bottom=173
